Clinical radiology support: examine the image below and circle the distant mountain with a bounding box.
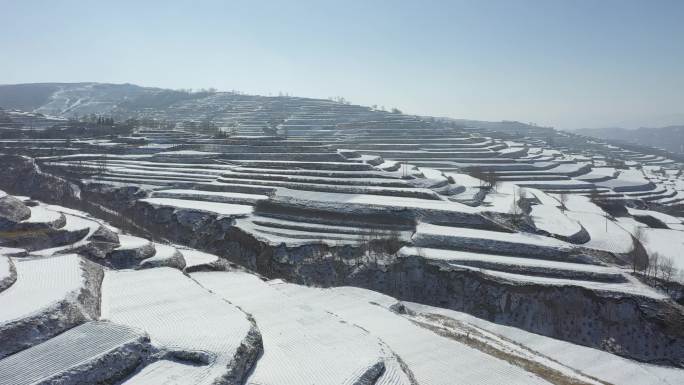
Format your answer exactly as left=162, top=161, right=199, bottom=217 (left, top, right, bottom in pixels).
left=574, top=125, right=684, bottom=154
left=0, top=83, right=67, bottom=111
left=0, top=82, right=213, bottom=119
left=434, top=117, right=554, bottom=135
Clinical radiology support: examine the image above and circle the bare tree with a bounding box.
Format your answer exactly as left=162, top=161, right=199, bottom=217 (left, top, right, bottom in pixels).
left=559, top=193, right=569, bottom=213
left=466, top=166, right=498, bottom=191
left=484, top=169, right=500, bottom=192
left=659, top=256, right=677, bottom=283
left=96, top=153, right=108, bottom=176
left=588, top=188, right=602, bottom=205
left=629, top=227, right=649, bottom=273
left=511, top=188, right=525, bottom=225
left=467, top=167, right=487, bottom=189
left=648, top=251, right=661, bottom=280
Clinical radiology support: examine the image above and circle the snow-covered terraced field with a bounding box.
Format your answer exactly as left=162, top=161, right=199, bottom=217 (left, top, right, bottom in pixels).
left=3, top=86, right=684, bottom=383
left=101, top=268, right=257, bottom=384
left=400, top=246, right=624, bottom=282
left=139, top=243, right=185, bottom=269
left=412, top=222, right=578, bottom=261
left=30, top=209, right=101, bottom=257
left=151, top=188, right=269, bottom=205
left=178, top=247, right=220, bottom=270
left=139, top=197, right=253, bottom=217
left=0, top=254, right=101, bottom=358
left=194, top=271, right=409, bottom=385
left=566, top=211, right=634, bottom=253
left=0, top=321, right=149, bottom=385
left=530, top=204, right=585, bottom=239
left=272, top=284, right=554, bottom=385
left=0, top=255, right=85, bottom=325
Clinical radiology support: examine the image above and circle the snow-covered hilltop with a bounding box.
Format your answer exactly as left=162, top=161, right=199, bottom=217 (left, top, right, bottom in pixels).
left=1, top=83, right=684, bottom=384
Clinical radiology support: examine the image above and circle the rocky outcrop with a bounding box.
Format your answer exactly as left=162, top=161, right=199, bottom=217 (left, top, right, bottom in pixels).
left=79, top=181, right=148, bottom=211
left=73, top=225, right=121, bottom=260
left=0, top=257, right=17, bottom=292
left=0, top=194, right=31, bottom=230
left=106, top=238, right=156, bottom=269
left=215, top=322, right=263, bottom=385
left=0, top=155, right=80, bottom=203
left=353, top=361, right=386, bottom=385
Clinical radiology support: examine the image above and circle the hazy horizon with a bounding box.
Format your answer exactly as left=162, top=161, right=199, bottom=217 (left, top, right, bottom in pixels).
left=1, top=0, right=682, bottom=130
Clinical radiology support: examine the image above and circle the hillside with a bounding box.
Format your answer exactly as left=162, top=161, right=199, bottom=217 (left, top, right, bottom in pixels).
left=0, top=82, right=684, bottom=384
left=575, top=125, right=684, bottom=154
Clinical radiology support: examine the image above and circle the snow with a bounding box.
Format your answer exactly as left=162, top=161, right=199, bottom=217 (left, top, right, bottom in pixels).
left=624, top=225, right=684, bottom=275
left=466, top=265, right=664, bottom=298
left=481, top=182, right=524, bottom=213
left=443, top=172, right=483, bottom=201
left=404, top=302, right=684, bottom=385
left=102, top=268, right=253, bottom=385
left=31, top=211, right=101, bottom=257
left=526, top=188, right=561, bottom=207
left=139, top=197, right=253, bottom=217
left=0, top=255, right=84, bottom=324
left=514, top=179, right=595, bottom=189
left=178, top=248, right=219, bottom=268
left=416, top=166, right=444, bottom=180
left=271, top=284, right=551, bottom=385
left=0, top=247, right=24, bottom=257
left=101, top=166, right=219, bottom=179
left=155, top=150, right=220, bottom=156
left=576, top=167, right=616, bottom=182
left=223, top=170, right=411, bottom=186
left=627, top=207, right=684, bottom=230
left=597, top=169, right=652, bottom=192
left=563, top=195, right=604, bottom=214
left=122, top=360, right=212, bottom=385
left=0, top=321, right=147, bottom=385
left=115, top=234, right=150, bottom=251
left=139, top=243, right=180, bottom=265
left=106, top=164, right=225, bottom=175
left=400, top=246, right=618, bottom=275
left=530, top=204, right=583, bottom=238
left=90, top=159, right=234, bottom=170
left=415, top=222, right=571, bottom=249
left=0, top=256, right=11, bottom=282
left=276, top=188, right=477, bottom=213
left=22, top=205, right=63, bottom=224
left=445, top=172, right=482, bottom=188
left=237, top=216, right=373, bottom=246
left=193, top=271, right=407, bottom=385
left=566, top=211, right=633, bottom=253
left=152, top=189, right=268, bottom=204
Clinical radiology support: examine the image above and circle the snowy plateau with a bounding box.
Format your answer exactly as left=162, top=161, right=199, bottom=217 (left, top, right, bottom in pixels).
left=0, top=83, right=684, bottom=384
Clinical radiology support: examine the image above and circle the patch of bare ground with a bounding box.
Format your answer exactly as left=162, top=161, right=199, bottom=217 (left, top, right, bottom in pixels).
left=408, top=313, right=612, bottom=385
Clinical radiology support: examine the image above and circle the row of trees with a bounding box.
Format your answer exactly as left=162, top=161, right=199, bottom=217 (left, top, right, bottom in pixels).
left=466, top=166, right=501, bottom=191
left=69, top=114, right=115, bottom=126
left=369, top=105, right=402, bottom=114
left=628, top=226, right=681, bottom=292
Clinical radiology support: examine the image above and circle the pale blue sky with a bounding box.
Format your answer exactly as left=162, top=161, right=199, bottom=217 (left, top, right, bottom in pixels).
left=1, top=0, right=682, bottom=129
